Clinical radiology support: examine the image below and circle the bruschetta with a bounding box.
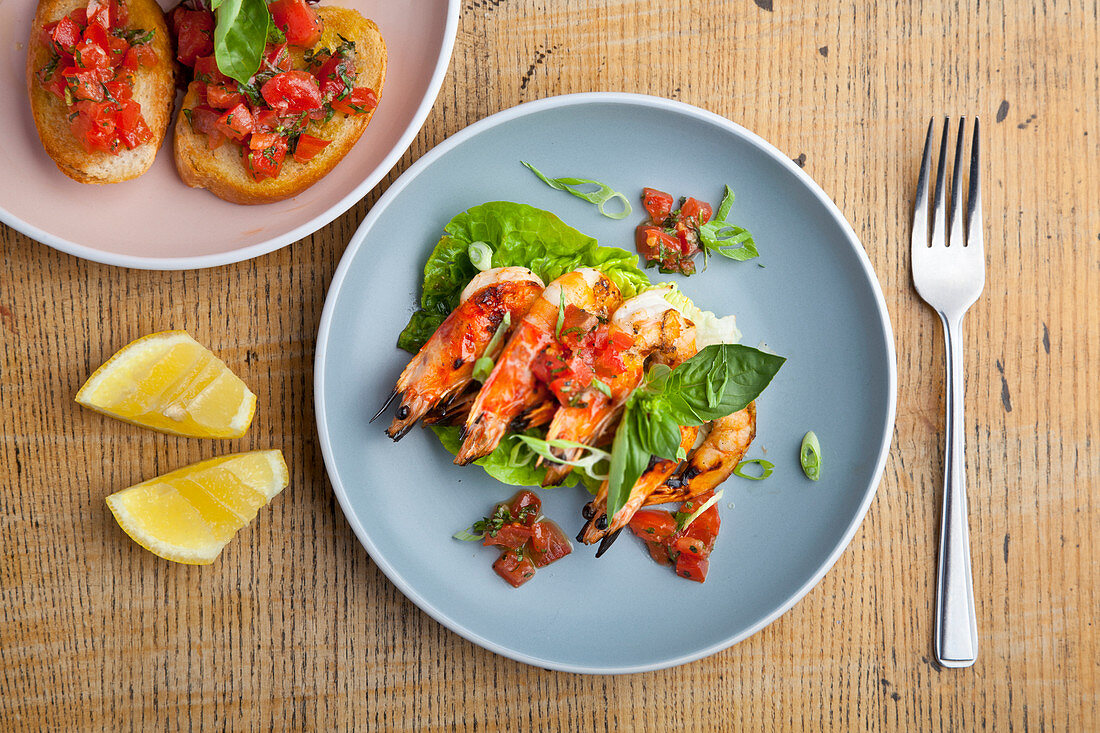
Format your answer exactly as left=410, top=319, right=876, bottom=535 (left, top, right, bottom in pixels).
left=26, top=0, right=176, bottom=184
left=172, top=2, right=387, bottom=205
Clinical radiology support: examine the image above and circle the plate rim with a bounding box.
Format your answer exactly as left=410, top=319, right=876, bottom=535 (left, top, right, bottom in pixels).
left=314, top=92, right=898, bottom=674
left=0, top=0, right=460, bottom=271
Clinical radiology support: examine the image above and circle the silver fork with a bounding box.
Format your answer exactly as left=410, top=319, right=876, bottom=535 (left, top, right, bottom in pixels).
left=911, top=117, right=984, bottom=668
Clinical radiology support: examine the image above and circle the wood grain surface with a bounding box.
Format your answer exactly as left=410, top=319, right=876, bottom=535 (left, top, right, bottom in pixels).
left=2, top=0, right=1098, bottom=730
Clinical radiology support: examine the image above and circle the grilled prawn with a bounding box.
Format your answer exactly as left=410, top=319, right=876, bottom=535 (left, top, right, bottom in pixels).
left=377, top=267, right=544, bottom=440
left=541, top=289, right=697, bottom=486
left=455, top=268, right=622, bottom=465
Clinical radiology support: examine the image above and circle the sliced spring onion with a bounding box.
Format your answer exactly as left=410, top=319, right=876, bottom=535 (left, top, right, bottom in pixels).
left=515, top=435, right=611, bottom=481
left=555, top=288, right=566, bottom=339
left=471, top=312, right=511, bottom=383
left=468, top=240, right=494, bottom=271
left=522, top=161, right=632, bottom=219
left=452, top=527, right=484, bottom=541
left=733, top=458, right=774, bottom=481
left=676, top=489, right=724, bottom=531
left=800, top=431, right=822, bottom=481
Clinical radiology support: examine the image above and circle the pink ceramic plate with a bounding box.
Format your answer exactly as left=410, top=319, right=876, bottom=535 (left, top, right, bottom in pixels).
left=0, top=0, right=458, bottom=269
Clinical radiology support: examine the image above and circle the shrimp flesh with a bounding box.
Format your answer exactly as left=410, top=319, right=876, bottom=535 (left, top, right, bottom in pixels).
left=378, top=267, right=544, bottom=440
left=455, top=268, right=622, bottom=465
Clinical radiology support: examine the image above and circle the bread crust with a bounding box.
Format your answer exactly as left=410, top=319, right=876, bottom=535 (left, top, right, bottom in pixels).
left=173, top=8, right=387, bottom=205
left=26, top=0, right=176, bottom=184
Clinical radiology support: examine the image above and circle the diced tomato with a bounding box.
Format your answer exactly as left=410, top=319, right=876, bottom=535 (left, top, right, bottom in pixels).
left=205, top=83, right=245, bottom=109
left=121, top=43, right=156, bottom=73
left=509, top=490, right=542, bottom=526
left=330, top=86, right=378, bottom=116
left=186, top=105, right=226, bottom=149
left=482, top=523, right=533, bottom=550
left=74, top=37, right=110, bottom=69
left=635, top=224, right=679, bottom=261
left=492, top=550, right=537, bottom=588
left=675, top=553, right=709, bottom=582
left=642, top=187, right=674, bottom=224
left=243, top=135, right=289, bottom=181
left=49, top=16, right=84, bottom=51
left=115, top=100, right=151, bottom=148
left=64, top=67, right=106, bottom=101
left=261, top=70, right=323, bottom=114
left=291, top=133, right=330, bottom=163
left=679, top=491, right=720, bottom=542
left=532, top=347, right=571, bottom=389
left=629, top=510, right=679, bottom=543
left=608, top=330, right=635, bottom=351
left=70, top=101, right=117, bottom=153
left=192, top=55, right=225, bottom=85
left=315, top=52, right=351, bottom=97
left=529, top=521, right=572, bottom=568
left=268, top=0, right=324, bottom=47
left=264, top=42, right=292, bottom=72
left=642, top=539, right=674, bottom=566
left=214, top=102, right=253, bottom=141
left=680, top=197, right=713, bottom=226
left=106, top=33, right=129, bottom=61
left=170, top=8, right=215, bottom=67
left=85, top=0, right=111, bottom=30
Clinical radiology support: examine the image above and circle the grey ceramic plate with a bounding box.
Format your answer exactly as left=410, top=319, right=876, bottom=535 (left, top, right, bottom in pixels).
left=315, top=93, right=896, bottom=674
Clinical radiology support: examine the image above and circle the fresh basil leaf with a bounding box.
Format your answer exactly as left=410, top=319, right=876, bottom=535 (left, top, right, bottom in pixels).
left=397, top=202, right=649, bottom=352
left=698, top=222, right=759, bottom=261
left=605, top=404, right=650, bottom=522
left=213, top=0, right=271, bottom=85
left=640, top=410, right=682, bottom=462
left=715, top=185, right=735, bottom=222
left=663, top=344, right=785, bottom=423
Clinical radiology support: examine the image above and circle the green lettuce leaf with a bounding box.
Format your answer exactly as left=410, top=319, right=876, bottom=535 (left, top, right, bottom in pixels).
left=430, top=426, right=602, bottom=494
left=397, top=202, right=650, bottom=352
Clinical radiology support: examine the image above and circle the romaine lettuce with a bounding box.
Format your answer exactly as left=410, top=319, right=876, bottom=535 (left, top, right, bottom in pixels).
left=397, top=202, right=650, bottom=352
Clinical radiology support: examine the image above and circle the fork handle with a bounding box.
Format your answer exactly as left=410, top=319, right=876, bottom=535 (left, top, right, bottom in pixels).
left=934, top=313, right=979, bottom=668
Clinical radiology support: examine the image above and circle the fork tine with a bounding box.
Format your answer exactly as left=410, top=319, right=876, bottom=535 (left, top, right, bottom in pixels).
left=911, top=117, right=935, bottom=250
left=930, top=117, right=950, bottom=248
left=966, top=118, right=983, bottom=250
left=948, top=117, right=967, bottom=247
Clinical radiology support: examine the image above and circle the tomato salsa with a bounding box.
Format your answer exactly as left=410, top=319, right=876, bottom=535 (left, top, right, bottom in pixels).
left=530, top=305, right=633, bottom=409
left=170, top=0, right=378, bottom=182
left=465, top=490, right=572, bottom=587
left=635, top=188, right=715, bottom=275
left=36, top=0, right=159, bottom=154
left=628, top=490, right=721, bottom=582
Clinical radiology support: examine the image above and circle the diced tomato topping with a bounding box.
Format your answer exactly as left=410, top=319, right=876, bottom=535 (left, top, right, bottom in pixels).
left=268, top=0, right=324, bottom=47
left=642, top=187, right=674, bottom=224
left=680, top=197, right=713, bottom=226
left=205, top=83, right=245, bottom=109
left=509, top=490, right=542, bottom=526
left=243, top=135, right=289, bottom=181
left=192, top=55, right=225, bottom=85
left=264, top=42, right=292, bottom=72
left=529, top=521, right=573, bottom=567
left=315, top=52, right=352, bottom=97
left=675, top=553, right=709, bottom=582
left=492, top=550, right=537, bottom=588
left=115, top=100, right=151, bottom=148
left=261, top=70, right=323, bottom=114
left=627, top=492, right=721, bottom=583
left=50, top=16, right=84, bottom=51
left=169, top=8, right=215, bottom=67
left=635, top=225, right=679, bottom=261
left=291, top=134, right=330, bottom=163
left=482, top=523, right=533, bottom=550
left=214, top=102, right=253, bottom=141
left=330, top=87, right=378, bottom=116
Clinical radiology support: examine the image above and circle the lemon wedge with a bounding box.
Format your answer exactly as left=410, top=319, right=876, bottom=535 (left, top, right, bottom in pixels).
left=76, top=330, right=256, bottom=438
left=106, top=450, right=289, bottom=565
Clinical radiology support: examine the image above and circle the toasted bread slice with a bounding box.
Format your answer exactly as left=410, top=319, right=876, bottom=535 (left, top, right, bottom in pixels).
left=174, top=8, right=387, bottom=205
left=26, top=0, right=176, bottom=184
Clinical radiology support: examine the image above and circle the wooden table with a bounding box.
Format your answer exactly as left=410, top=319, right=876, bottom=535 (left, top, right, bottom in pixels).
left=2, top=1, right=1097, bottom=729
